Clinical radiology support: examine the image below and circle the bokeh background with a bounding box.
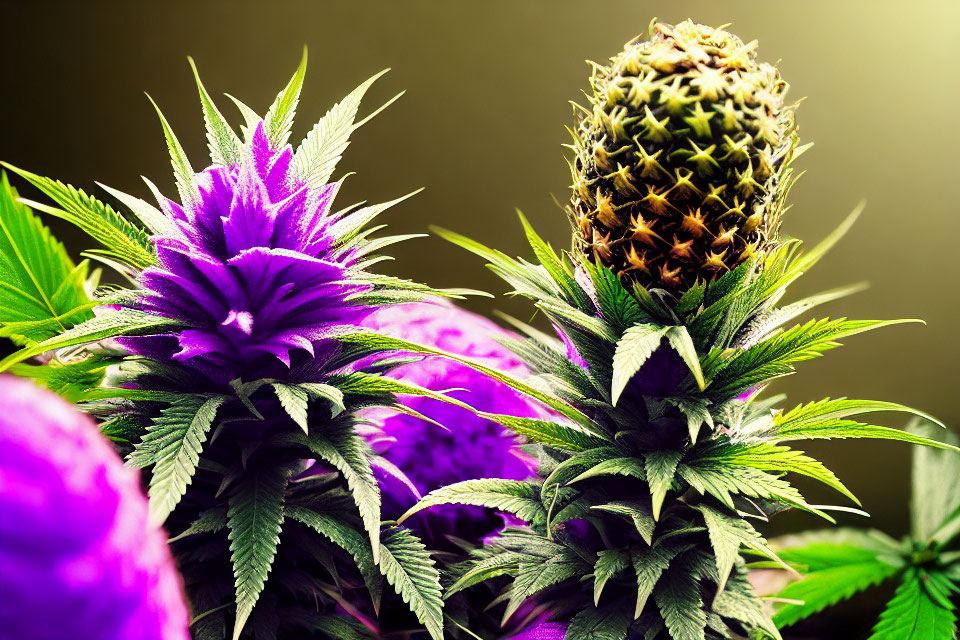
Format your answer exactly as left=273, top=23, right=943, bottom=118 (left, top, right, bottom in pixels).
left=2, top=2, right=958, bottom=637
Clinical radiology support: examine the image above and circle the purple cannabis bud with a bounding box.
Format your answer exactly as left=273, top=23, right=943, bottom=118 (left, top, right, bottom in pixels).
left=360, top=299, right=547, bottom=539
left=0, top=376, right=190, bottom=640
left=123, top=121, right=368, bottom=386
left=508, top=621, right=569, bottom=640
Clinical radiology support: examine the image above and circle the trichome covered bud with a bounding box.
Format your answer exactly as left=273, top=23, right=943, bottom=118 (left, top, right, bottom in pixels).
left=570, top=19, right=798, bottom=296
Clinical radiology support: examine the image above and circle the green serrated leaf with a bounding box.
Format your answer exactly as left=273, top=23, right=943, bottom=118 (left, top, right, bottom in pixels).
left=168, top=505, right=228, bottom=543
left=702, top=442, right=858, bottom=505
left=772, top=553, right=900, bottom=627
left=334, top=330, right=598, bottom=433
left=187, top=57, right=241, bottom=166
left=0, top=173, right=94, bottom=345
left=611, top=323, right=669, bottom=405
left=96, top=182, right=172, bottom=236
left=567, top=604, right=632, bottom=640
left=869, top=569, right=957, bottom=640
left=264, top=47, right=307, bottom=149
left=284, top=430, right=380, bottom=563
left=146, top=94, right=198, bottom=208
left=0, top=308, right=180, bottom=372
left=298, top=382, right=346, bottom=417
left=285, top=505, right=382, bottom=613
left=645, top=450, right=682, bottom=520
left=506, top=547, right=586, bottom=621
left=477, top=412, right=611, bottom=452
left=654, top=558, right=707, bottom=640
left=227, top=464, right=288, bottom=640
left=379, top=527, right=444, bottom=640
left=911, top=423, right=960, bottom=543
left=271, top=382, right=310, bottom=433
left=694, top=504, right=772, bottom=597
left=593, top=549, right=631, bottom=606
left=294, top=69, right=397, bottom=188
left=664, top=326, right=706, bottom=390
left=2, top=162, right=155, bottom=271
left=400, top=479, right=544, bottom=524
left=142, top=395, right=227, bottom=525
left=592, top=501, right=655, bottom=546
left=569, top=457, right=645, bottom=485
left=632, top=545, right=676, bottom=619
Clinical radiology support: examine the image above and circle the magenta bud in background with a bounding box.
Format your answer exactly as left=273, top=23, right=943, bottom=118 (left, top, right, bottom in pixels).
left=0, top=376, right=190, bottom=640
left=360, top=299, right=554, bottom=540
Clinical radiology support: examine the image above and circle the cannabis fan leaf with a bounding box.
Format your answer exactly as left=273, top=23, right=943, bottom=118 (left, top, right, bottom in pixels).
left=771, top=422, right=960, bottom=639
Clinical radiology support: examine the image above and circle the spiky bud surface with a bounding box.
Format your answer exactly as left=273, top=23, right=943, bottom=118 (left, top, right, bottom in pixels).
left=570, top=20, right=798, bottom=296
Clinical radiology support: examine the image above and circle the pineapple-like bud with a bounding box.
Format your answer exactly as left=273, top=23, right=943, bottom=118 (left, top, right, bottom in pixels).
left=570, top=20, right=798, bottom=296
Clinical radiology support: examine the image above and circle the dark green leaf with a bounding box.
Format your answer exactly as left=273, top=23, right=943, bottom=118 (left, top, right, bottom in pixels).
left=227, top=464, right=288, bottom=640
left=379, top=527, right=444, bottom=640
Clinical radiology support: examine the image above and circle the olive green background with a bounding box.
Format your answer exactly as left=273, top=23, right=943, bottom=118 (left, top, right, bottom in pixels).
left=2, top=1, right=958, bottom=635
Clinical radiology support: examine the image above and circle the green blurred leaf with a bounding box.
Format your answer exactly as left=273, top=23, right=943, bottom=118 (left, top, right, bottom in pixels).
left=0, top=172, right=94, bottom=345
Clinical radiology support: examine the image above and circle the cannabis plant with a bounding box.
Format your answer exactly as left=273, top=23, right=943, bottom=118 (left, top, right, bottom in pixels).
left=0, top=52, right=474, bottom=640
left=769, top=422, right=960, bottom=639
left=381, top=20, right=957, bottom=640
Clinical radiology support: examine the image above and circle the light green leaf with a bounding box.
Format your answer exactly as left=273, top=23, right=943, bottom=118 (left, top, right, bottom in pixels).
left=264, top=47, right=307, bottom=149
left=1, top=162, right=155, bottom=271
left=294, top=69, right=399, bottom=188
left=400, top=479, right=544, bottom=524
left=476, top=412, right=611, bottom=452
left=0, top=308, right=180, bottom=372
left=0, top=173, right=93, bottom=345
left=911, top=422, right=960, bottom=543
left=611, top=323, right=669, bottom=405
left=334, top=330, right=599, bottom=433
left=329, top=191, right=420, bottom=247
left=9, top=355, right=109, bottom=403
left=869, top=569, right=957, bottom=640
left=379, top=527, right=444, bottom=640
left=773, top=554, right=900, bottom=627
left=187, top=57, right=241, bottom=166
left=146, top=94, right=198, bottom=208
left=224, top=93, right=262, bottom=139
left=707, top=318, right=920, bottom=398
left=705, top=442, right=858, bottom=505
left=516, top=210, right=588, bottom=309
left=227, top=465, right=288, bottom=640
left=96, top=182, right=173, bottom=236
